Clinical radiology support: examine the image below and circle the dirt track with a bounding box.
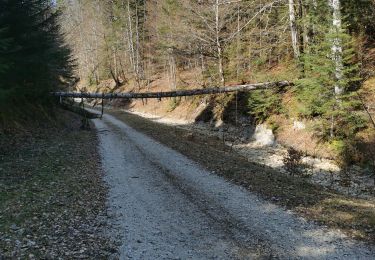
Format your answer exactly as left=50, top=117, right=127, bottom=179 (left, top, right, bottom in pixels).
left=91, top=110, right=375, bottom=259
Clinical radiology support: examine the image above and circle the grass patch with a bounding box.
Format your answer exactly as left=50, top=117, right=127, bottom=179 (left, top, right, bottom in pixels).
left=300, top=198, right=375, bottom=239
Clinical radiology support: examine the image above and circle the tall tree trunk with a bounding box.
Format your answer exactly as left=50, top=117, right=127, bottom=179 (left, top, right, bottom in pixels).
left=236, top=5, right=240, bottom=81
left=126, top=0, right=136, bottom=74
left=297, top=0, right=305, bottom=56
left=330, top=0, right=344, bottom=95
left=200, top=49, right=205, bottom=72
left=93, top=0, right=101, bottom=83
left=135, top=1, right=141, bottom=78
left=76, top=2, right=90, bottom=79
left=215, top=0, right=225, bottom=85
left=300, top=1, right=309, bottom=51
left=288, top=0, right=300, bottom=59
left=329, top=0, right=344, bottom=137
left=113, top=48, right=118, bottom=79
left=168, top=53, right=177, bottom=90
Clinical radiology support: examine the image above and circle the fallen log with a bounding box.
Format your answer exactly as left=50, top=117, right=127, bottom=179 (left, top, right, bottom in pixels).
left=52, top=81, right=292, bottom=99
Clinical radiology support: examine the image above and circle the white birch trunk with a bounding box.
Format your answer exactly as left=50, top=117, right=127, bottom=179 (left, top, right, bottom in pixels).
left=215, top=0, right=225, bottom=85
left=126, top=0, right=136, bottom=74
left=330, top=0, right=344, bottom=95
left=288, top=0, right=300, bottom=59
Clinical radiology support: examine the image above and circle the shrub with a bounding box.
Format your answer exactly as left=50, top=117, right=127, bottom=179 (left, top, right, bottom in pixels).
left=283, top=147, right=305, bottom=177
left=248, top=90, right=283, bottom=123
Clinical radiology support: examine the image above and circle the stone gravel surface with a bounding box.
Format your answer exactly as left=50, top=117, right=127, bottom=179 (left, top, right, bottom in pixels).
left=92, top=111, right=375, bottom=259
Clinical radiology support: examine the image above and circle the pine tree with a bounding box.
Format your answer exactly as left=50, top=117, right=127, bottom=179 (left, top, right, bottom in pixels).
left=0, top=0, right=73, bottom=117
left=296, top=0, right=364, bottom=139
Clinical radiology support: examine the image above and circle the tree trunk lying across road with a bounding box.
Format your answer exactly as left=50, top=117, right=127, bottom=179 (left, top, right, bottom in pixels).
left=53, top=81, right=292, bottom=100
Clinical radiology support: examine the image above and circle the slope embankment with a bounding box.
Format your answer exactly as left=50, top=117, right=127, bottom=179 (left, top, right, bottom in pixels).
left=0, top=110, right=117, bottom=258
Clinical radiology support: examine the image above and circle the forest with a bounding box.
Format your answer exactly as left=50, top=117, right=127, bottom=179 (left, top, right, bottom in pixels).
left=0, top=0, right=73, bottom=121
left=2, top=1, right=375, bottom=257
left=0, top=0, right=374, bottom=163
left=56, top=0, right=375, bottom=165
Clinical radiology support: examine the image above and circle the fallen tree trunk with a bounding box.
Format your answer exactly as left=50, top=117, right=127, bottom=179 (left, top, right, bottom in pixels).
left=53, top=81, right=292, bottom=100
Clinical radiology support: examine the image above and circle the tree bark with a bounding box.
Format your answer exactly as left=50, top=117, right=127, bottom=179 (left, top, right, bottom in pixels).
left=168, top=53, right=177, bottom=90
left=126, top=0, right=136, bottom=73
left=288, top=0, right=300, bottom=59
left=330, top=0, right=344, bottom=95
left=53, top=81, right=292, bottom=99
left=215, top=0, right=225, bottom=85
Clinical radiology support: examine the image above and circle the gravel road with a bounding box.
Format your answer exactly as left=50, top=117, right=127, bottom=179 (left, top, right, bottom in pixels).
left=91, top=111, right=375, bottom=259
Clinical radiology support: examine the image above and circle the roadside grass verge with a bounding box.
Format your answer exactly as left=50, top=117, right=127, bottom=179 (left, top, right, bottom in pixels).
left=110, top=110, right=375, bottom=244
left=0, top=110, right=116, bottom=258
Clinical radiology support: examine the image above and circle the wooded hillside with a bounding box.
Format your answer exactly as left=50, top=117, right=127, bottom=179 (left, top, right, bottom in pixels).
left=2, top=2, right=375, bottom=254
left=59, top=0, right=374, bottom=86
left=59, top=0, right=375, bottom=164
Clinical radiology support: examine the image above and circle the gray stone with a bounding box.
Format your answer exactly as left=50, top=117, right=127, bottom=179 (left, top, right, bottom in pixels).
left=293, top=120, right=306, bottom=130
left=253, top=124, right=275, bottom=146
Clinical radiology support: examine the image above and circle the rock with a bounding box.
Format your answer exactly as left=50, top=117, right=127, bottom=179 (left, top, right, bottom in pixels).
left=293, top=120, right=306, bottom=130
left=253, top=124, right=275, bottom=146
left=214, top=119, right=224, bottom=128
left=10, top=224, right=18, bottom=231
left=15, top=240, right=21, bottom=247
left=243, top=126, right=254, bottom=140
left=27, top=240, right=36, bottom=247
left=17, top=228, right=25, bottom=235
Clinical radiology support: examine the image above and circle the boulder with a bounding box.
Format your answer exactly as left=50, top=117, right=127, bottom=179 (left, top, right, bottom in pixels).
left=253, top=124, right=275, bottom=146
left=293, top=120, right=306, bottom=130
